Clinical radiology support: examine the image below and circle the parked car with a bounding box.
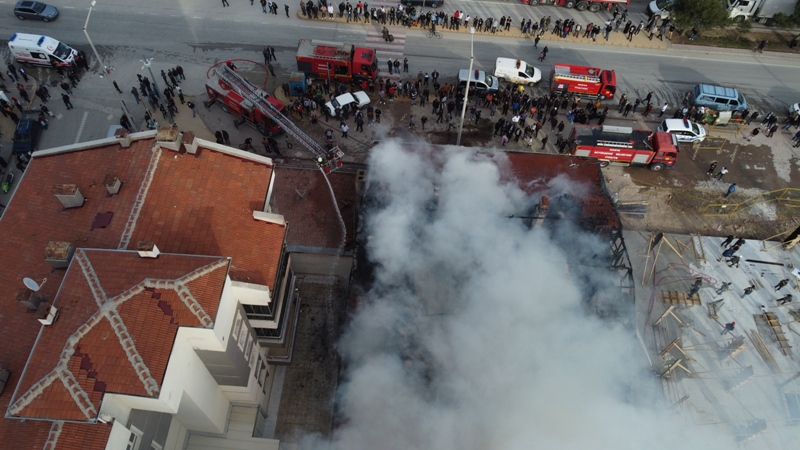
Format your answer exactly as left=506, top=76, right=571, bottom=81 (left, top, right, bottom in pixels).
left=325, top=91, right=371, bottom=117
left=647, top=0, right=675, bottom=19
left=12, top=110, right=44, bottom=155
left=400, top=0, right=444, bottom=8
left=657, top=118, right=707, bottom=143
left=13, top=1, right=58, bottom=21
left=789, top=102, right=799, bottom=115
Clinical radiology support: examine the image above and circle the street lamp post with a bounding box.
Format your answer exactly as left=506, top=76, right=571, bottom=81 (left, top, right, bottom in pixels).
left=456, top=27, right=475, bottom=147
left=83, top=0, right=137, bottom=130
left=140, top=57, right=161, bottom=100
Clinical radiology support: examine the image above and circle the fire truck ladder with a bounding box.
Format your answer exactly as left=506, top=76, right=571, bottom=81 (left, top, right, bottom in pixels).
left=214, top=64, right=344, bottom=172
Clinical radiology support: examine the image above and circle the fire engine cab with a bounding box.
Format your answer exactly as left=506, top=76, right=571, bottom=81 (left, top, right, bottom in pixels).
left=550, top=63, right=616, bottom=100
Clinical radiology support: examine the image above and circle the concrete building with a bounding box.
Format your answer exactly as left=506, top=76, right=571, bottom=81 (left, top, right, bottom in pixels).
left=0, top=128, right=299, bottom=449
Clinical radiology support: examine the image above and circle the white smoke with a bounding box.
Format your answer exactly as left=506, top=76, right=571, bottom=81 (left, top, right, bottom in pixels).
left=302, top=141, right=724, bottom=450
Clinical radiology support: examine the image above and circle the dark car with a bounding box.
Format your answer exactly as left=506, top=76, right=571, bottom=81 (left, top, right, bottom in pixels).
left=14, top=1, right=58, bottom=22
left=400, top=0, right=444, bottom=8
left=12, top=110, right=43, bottom=155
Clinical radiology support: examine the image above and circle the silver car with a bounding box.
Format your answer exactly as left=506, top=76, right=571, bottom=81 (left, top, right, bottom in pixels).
left=14, top=1, right=58, bottom=22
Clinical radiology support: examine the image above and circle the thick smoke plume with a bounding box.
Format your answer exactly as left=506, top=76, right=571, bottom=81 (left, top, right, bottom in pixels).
left=303, top=142, right=723, bottom=450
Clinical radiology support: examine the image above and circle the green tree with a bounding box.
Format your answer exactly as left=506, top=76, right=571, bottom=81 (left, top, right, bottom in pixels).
left=672, top=0, right=732, bottom=31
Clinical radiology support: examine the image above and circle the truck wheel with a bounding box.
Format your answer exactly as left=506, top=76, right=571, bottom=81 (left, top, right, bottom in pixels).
left=598, top=160, right=610, bottom=168
left=257, top=125, right=269, bottom=136
left=220, top=104, right=230, bottom=113
left=529, top=0, right=540, bottom=4
left=564, top=0, right=576, bottom=8
left=528, top=81, right=536, bottom=87
left=575, top=1, right=589, bottom=11
left=598, top=95, right=606, bottom=101
left=650, top=163, right=665, bottom=172
left=588, top=3, right=601, bottom=12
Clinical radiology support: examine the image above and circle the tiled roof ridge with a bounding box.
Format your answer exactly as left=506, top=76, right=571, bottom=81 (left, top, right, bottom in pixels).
left=118, top=147, right=163, bottom=250
left=75, top=250, right=108, bottom=305
left=169, top=258, right=229, bottom=327
left=42, top=421, right=63, bottom=450
left=58, top=370, right=99, bottom=419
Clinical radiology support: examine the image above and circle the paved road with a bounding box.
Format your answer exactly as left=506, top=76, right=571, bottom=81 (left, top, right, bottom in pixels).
left=0, top=0, right=797, bottom=151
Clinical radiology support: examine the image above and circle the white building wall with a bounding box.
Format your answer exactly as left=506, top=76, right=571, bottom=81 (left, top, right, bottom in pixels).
left=104, top=420, right=134, bottom=450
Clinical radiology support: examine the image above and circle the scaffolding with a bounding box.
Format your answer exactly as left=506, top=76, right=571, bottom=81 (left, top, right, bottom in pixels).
left=702, top=188, right=800, bottom=217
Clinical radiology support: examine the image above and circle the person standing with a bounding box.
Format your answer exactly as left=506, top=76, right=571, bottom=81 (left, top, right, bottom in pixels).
left=742, top=285, right=756, bottom=298
left=715, top=166, right=728, bottom=181
left=221, top=130, right=230, bottom=145
left=131, top=86, right=140, bottom=104
left=60, top=81, right=73, bottom=95
left=778, top=294, right=793, bottom=305
left=707, top=161, right=717, bottom=176
left=659, top=103, right=668, bottom=117
left=775, top=279, right=790, bottom=291
left=745, top=127, right=760, bottom=141
left=721, top=235, right=734, bottom=248
left=222, top=0, right=229, bottom=6
left=285, top=4, right=290, bottom=17
left=18, top=67, right=29, bottom=82
left=267, top=62, right=276, bottom=77
left=721, top=322, right=735, bottom=335
left=62, top=93, right=73, bottom=110
left=263, top=46, right=270, bottom=63
left=187, top=100, right=196, bottom=117
left=725, top=183, right=736, bottom=198
left=341, top=122, right=349, bottom=138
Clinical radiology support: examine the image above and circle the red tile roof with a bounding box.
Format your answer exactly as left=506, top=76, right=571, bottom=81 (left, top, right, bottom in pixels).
left=503, top=152, right=620, bottom=231
left=0, top=135, right=285, bottom=449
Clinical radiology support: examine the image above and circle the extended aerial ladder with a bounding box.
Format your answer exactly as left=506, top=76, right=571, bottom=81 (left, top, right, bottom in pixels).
left=214, top=64, right=344, bottom=173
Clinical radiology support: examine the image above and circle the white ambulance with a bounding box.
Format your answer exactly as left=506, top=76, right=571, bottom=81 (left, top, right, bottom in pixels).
left=8, top=33, right=77, bottom=67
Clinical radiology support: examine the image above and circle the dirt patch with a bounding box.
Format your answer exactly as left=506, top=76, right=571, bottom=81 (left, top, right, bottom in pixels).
left=673, top=28, right=800, bottom=53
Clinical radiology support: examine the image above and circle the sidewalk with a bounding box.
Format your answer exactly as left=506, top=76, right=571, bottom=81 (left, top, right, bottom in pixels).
left=295, top=11, right=670, bottom=50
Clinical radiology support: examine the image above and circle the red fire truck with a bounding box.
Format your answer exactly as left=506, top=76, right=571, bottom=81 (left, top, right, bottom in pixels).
left=296, top=39, right=378, bottom=83
left=520, top=0, right=628, bottom=12
left=205, top=68, right=285, bottom=136
left=569, top=125, right=679, bottom=171
left=550, top=64, right=617, bottom=100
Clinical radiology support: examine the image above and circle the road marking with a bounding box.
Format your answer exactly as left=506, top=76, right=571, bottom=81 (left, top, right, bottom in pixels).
left=74, top=111, right=89, bottom=144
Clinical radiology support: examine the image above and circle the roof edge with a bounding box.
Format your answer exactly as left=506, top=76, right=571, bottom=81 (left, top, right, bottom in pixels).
left=195, top=138, right=274, bottom=166
left=33, top=130, right=158, bottom=158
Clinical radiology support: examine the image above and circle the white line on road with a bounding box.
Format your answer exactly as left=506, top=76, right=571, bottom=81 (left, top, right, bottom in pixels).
left=74, top=111, right=89, bottom=144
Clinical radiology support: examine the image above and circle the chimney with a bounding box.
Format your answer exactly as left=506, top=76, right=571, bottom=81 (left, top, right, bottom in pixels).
left=355, top=169, right=367, bottom=195
left=36, top=303, right=59, bottom=326
left=532, top=195, right=549, bottom=229
left=44, top=241, right=75, bottom=269
left=156, top=126, right=183, bottom=152
left=17, top=288, right=41, bottom=310
left=182, top=131, right=198, bottom=154
left=114, top=127, right=132, bottom=148
left=104, top=174, right=122, bottom=195
left=53, top=184, right=85, bottom=209
left=137, top=241, right=161, bottom=258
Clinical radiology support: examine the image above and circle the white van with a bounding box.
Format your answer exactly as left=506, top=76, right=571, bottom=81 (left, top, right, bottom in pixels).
left=458, top=69, right=499, bottom=93
left=494, top=58, right=542, bottom=86
left=8, top=33, right=77, bottom=67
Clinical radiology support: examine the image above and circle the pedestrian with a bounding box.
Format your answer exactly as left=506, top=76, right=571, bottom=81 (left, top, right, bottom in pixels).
left=715, top=166, right=728, bottom=181
left=721, top=235, right=734, bottom=248
left=728, top=255, right=742, bottom=268
left=742, top=285, right=755, bottom=298
left=187, top=100, right=196, bottom=117
left=716, top=282, right=732, bottom=295
left=659, top=103, right=668, bottom=117
left=131, top=86, right=140, bottom=104
left=215, top=131, right=224, bottom=144
left=267, top=62, right=276, bottom=77
left=689, top=27, right=698, bottom=41
left=721, top=321, right=735, bottom=335
left=775, top=279, right=790, bottom=291
left=717, top=248, right=736, bottom=262
left=18, top=67, right=29, bottom=82
left=534, top=36, right=540, bottom=49
left=755, top=39, right=766, bottom=53
left=745, top=127, right=760, bottom=141
left=263, top=46, right=270, bottom=63
left=60, top=81, right=72, bottom=95
left=62, top=93, right=73, bottom=110
left=341, top=122, right=349, bottom=137
left=778, top=294, right=793, bottom=305
left=113, top=80, right=123, bottom=93
left=285, top=4, right=289, bottom=17
left=707, top=161, right=717, bottom=176
left=222, top=0, right=229, bottom=6
left=421, top=116, right=428, bottom=130
left=222, top=130, right=230, bottom=145
left=725, top=183, right=736, bottom=198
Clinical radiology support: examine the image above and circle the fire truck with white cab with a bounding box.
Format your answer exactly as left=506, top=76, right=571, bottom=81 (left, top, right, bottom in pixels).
left=569, top=125, right=679, bottom=171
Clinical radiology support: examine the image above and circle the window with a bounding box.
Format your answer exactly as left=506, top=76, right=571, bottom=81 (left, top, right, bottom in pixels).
left=244, top=333, right=253, bottom=357
left=232, top=312, right=243, bottom=342
left=238, top=322, right=248, bottom=351
left=243, top=303, right=274, bottom=320
left=255, top=357, right=269, bottom=386
left=126, top=427, right=143, bottom=450
left=249, top=341, right=259, bottom=368
left=334, top=65, right=348, bottom=75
